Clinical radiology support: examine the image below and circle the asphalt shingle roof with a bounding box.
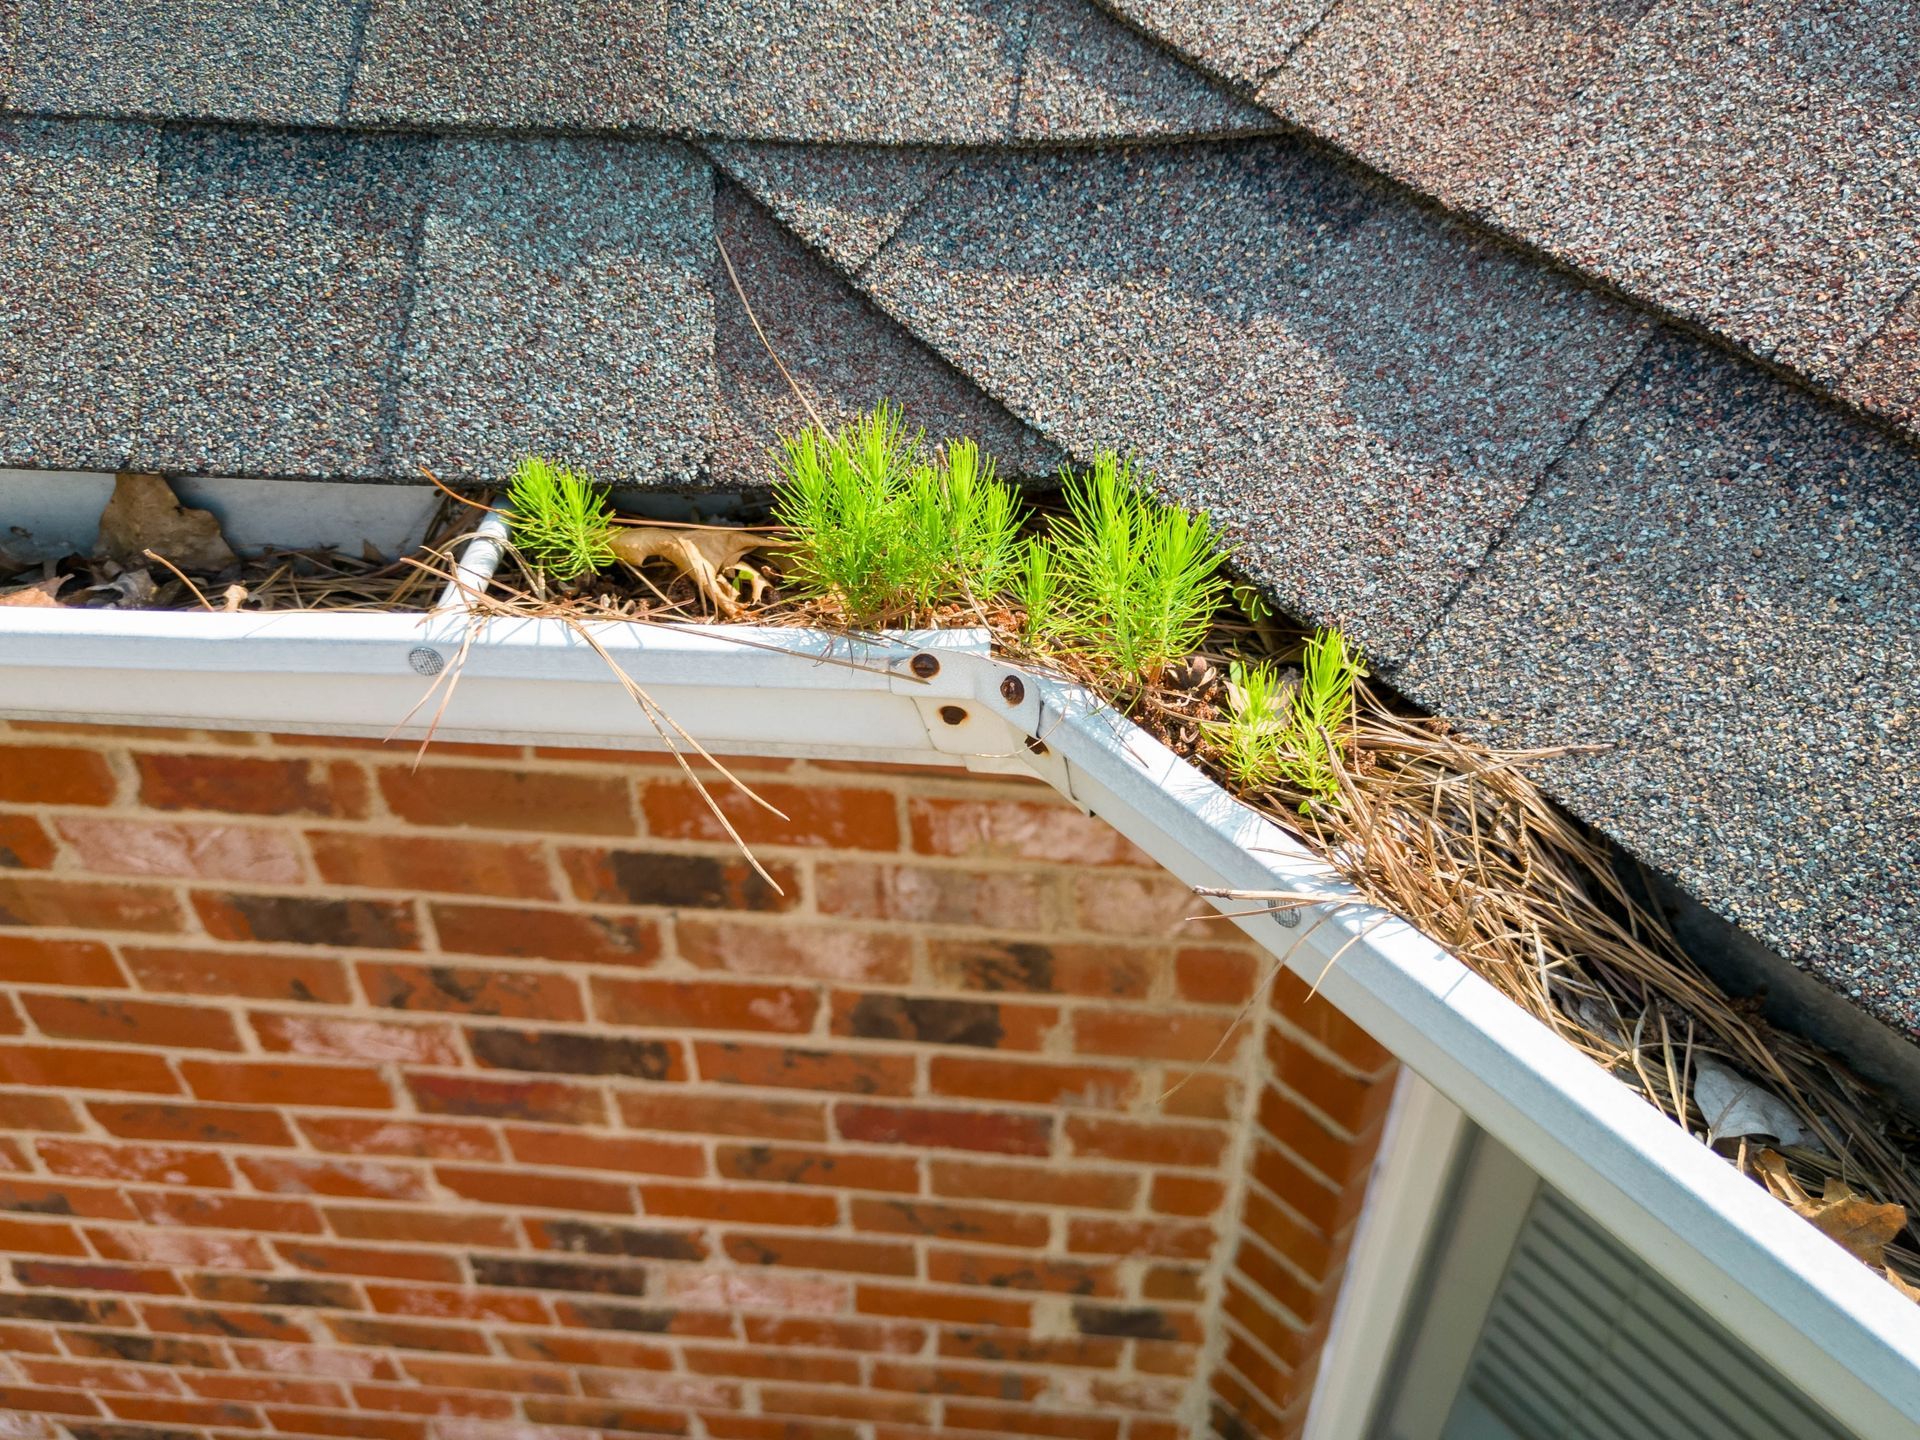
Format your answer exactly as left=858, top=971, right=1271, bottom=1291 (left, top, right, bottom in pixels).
left=1, top=2, right=1915, bottom=1038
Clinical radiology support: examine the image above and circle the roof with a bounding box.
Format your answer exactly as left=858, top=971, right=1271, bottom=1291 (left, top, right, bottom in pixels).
left=1, top=3, right=1915, bottom=1041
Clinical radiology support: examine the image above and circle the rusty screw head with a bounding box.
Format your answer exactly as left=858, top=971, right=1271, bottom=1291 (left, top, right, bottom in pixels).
left=909, top=653, right=941, bottom=680
left=1023, top=735, right=1049, bottom=756
left=999, top=674, right=1025, bottom=706
left=938, top=705, right=968, bottom=727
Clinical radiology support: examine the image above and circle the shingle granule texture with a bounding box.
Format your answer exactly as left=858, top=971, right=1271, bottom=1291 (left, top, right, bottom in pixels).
left=1093, top=0, right=1336, bottom=88
left=1837, top=285, right=1920, bottom=434
left=862, top=141, right=1649, bottom=661
left=1268, top=0, right=1661, bottom=207
left=0, top=2, right=19, bottom=105
left=349, top=0, right=672, bottom=131
left=1016, top=0, right=1277, bottom=141
left=710, top=182, right=1060, bottom=490
left=10, top=0, right=363, bottom=124
left=1402, top=329, right=1920, bottom=1038
left=0, top=119, right=154, bottom=470
left=705, top=143, right=958, bottom=275
left=389, top=139, right=712, bottom=486
left=668, top=0, right=1029, bottom=142
left=1479, top=0, right=1920, bottom=384
left=136, top=127, right=430, bottom=478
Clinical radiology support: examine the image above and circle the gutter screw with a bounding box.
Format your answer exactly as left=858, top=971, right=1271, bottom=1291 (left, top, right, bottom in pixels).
left=999, top=675, right=1025, bottom=705
left=938, top=705, right=968, bottom=726
left=909, top=653, right=940, bottom=679
left=408, top=647, right=445, bottom=677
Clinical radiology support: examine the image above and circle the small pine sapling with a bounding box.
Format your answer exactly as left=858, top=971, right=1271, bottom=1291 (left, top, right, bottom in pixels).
left=507, top=456, right=618, bottom=581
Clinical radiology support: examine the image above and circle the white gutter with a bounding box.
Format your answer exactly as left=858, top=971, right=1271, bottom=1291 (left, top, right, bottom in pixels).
left=3, top=608, right=1917, bottom=1436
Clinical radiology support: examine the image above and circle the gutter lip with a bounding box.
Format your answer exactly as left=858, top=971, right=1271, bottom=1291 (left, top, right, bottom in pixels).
left=0, top=609, right=1915, bottom=1433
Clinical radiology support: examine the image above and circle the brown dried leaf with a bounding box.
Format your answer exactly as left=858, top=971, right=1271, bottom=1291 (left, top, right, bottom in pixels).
left=1799, top=1177, right=1907, bottom=1270
left=1889, top=1269, right=1920, bottom=1303
left=220, top=584, right=249, bottom=613
left=96, top=472, right=237, bottom=574
left=0, top=575, right=69, bottom=607
left=1752, top=1149, right=1812, bottom=1209
left=608, top=527, right=770, bottom=618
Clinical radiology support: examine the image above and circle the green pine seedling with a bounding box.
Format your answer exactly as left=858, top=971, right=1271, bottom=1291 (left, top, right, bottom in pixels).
left=506, top=455, right=618, bottom=582
left=1015, top=537, right=1061, bottom=647
left=1046, top=453, right=1226, bottom=685
left=1213, top=659, right=1296, bottom=790
left=1276, top=628, right=1367, bottom=808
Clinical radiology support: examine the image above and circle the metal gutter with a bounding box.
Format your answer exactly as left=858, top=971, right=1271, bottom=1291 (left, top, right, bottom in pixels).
left=2, top=608, right=1916, bottom=1434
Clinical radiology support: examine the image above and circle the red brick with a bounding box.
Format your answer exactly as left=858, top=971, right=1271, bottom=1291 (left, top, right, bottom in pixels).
left=1176, top=947, right=1261, bottom=1007
left=407, top=1072, right=606, bottom=1127
left=744, top=1315, right=925, bottom=1354
left=851, top=1198, right=1048, bottom=1249
left=366, top=1283, right=550, bottom=1325
left=352, top=1382, right=514, bottom=1418
left=187, top=1272, right=362, bottom=1310
left=0, top=935, right=128, bottom=987
left=592, top=975, right=817, bottom=1033
left=0, top=1089, right=85, bottom=1131
left=496, top=1332, right=675, bottom=1370
left=60, top=1328, right=224, bottom=1367
left=225, top=1337, right=397, bottom=1374
left=0, top=745, right=118, bottom=805
left=927, top=1248, right=1116, bottom=1297
left=684, top=1344, right=861, bottom=1385
left=1256, top=1089, right=1380, bottom=1187
left=907, top=797, right=1148, bottom=867
left=1160, top=1067, right=1239, bottom=1122
left=0, top=813, right=55, bottom=868
left=142, top=1305, right=310, bottom=1343
left=130, top=1190, right=322, bottom=1236
left=1145, top=1264, right=1206, bottom=1302
left=431, top=901, right=660, bottom=967
left=708, top=1415, right=862, bottom=1440
left=179, top=1059, right=394, bottom=1110
left=434, top=1166, right=633, bottom=1215
left=832, top=991, right=1056, bottom=1050
left=0, top=1383, right=103, bottom=1416
left=468, top=1026, right=681, bottom=1080
left=1144, top=1175, right=1221, bottom=1221
left=136, top=753, right=367, bottom=817
left=505, top=1126, right=707, bottom=1178
left=927, top=939, right=1154, bottom=1000
left=694, top=1042, right=914, bottom=1096
left=396, top=1354, right=574, bottom=1393
left=323, top=1206, right=517, bottom=1249
left=358, top=961, right=583, bottom=1020
left=0, top=1044, right=180, bottom=1095
left=1074, top=1008, right=1244, bottom=1064
left=1067, top=1217, right=1217, bottom=1261
left=264, top=1408, right=425, bottom=1439
left=638, top=1183, right=840, bottom=1228
left=929, top=1055, right=1136, bottom=1110
left=937, top=1331, right=1123, bottom=1369
left=19, top=994, right=244, bottom=1051
left=837, top=1103, right=1053, bottom=1157
left=643, top=779, right=898, bottom=851
left=87, top=1228, right=271, bottom=1269
left=14, top=1259, right=183, bottom=1294
left=1270, top=970, right=1393, bottom=1075
left=1248, top=1142, right=1363, bottom=1238
left=725, top=1232, right=915, bottom=1277
left=815, top=860, right=1055, bottom=928
left=944, top=1401, right=1123, bottom=1440
left=235, top=1155, right=430, bottom=1202
left=759, top=1386, right=928, bottom=1425
left=283, top=1242, right=463, bottom=1285
left=194, top=890, right=419, bottom=950
left=183, top=1373, right=348, bottom=1407
left=715, top=1144, right=919, bottom=1195
left=1267, top=1030, right=1396, bottom=1136
left=297, top=1116, right=503, bottom=1163
left=869, top=1360, right=1043, bottom=1400
left=325, top=1315, right=488, bottom=1353
left=89, top=1100, right=295, bottom=1148
left=1068, top=872, right=1201, bottom=938
left=124, top=947, right=351, bottom=1005
left=1067, top=1116, right=1228, bottom=1169
left=616, top=1091, right=826, bottom=1143
left=37, top=1140, right=233, bottom=1189
left=562, top=847, right=800, bottom=911
left=0, top=877, right=184, bottom=933
left=856, top=1284, right=1032, bottom=1330
left=250, top=1011, right=463, bottom=1066
left=309, top=830, right=557, bottom=899
left=379, top=766, right=633, bottom=835
left=0, top=1321, right=60, bottom=1355
left=931, top=1159, right=1139, bottom=1212
left=1240, top=1186, right=1341, bottom=1282
left=678, top=919, right=913, bottom=984
left=54, top=816, right=304, bottom=884
left=0, top=1214, right=88, bottom=1255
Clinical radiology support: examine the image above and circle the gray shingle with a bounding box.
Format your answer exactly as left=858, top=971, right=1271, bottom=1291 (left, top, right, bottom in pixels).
left=0, top=119, right=154, bottom=471
left=1475, top=0, right=1920, bottom=384
left=862, top=141, right=1648, bottom=660
left=1836, top=284, right=1920, bottom=434
left=711, top=181, right=1061, bottom=490
left=389, top=139, right=712, bottom=487
left=1016, top=0, right=1277, bottom=141
left=1268, top=0, right=1660, bottom=209
left=668, top=0, right=1029, bottom=142
left=349, top=0, right=672, bottom=131
left=1401, top=329, right=1920, bottom=1036
left=705, top=143, right=958, bottom=275
left=135, top=128, right=429, bottom=478
left=10, top=0, right=362, bottom=125
left=0, top=2, right=19, bottom=105
left=1092, top=0, right=1334, bottom=88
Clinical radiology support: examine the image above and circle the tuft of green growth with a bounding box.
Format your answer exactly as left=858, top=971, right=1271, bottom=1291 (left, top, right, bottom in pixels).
left=773, top=403, right=1025, bottom=625
left=1214, top=628, right=1367, bottom=807
left=507, top=456, right=617, bottom=582
left=1046, top=453, right=1226, bottom=685
left=1014, top=537, right=1060, bottom=647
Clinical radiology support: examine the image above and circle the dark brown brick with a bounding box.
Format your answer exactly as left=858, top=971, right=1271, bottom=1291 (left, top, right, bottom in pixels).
left=468, top=1027, right=681, bottom=1081
left=562, top=848, right=799, bottom=911
left=193, top=892, right=419, bottom=950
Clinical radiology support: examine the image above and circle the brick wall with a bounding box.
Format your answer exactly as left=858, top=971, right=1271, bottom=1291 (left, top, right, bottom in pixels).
left=0, top=720, right=1394, bottom=1440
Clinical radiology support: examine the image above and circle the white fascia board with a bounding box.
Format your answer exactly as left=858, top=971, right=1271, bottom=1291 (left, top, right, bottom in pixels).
left=1, top=611, right=1916, bottom=1434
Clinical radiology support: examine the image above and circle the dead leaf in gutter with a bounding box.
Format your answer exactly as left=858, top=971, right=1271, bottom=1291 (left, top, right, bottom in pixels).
left=1800, top=1178, right=1907, bottom=1271
left=1890, top=1270, right=1920, bottom=1302
left=1694, top=1058, right=1820, bottom=1149
left=0, top=575, right=69, bottom=607
left=608, top=528, right=771, bottom=618
left=96, top=472, right=237, bottom=574
left=221, top=584, right=249, bottom=612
